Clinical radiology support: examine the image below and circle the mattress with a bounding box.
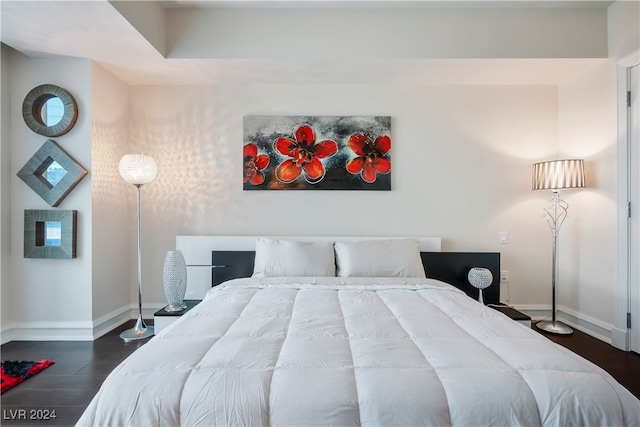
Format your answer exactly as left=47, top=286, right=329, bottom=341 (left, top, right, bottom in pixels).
left=77, top=277, right=640, bottom=426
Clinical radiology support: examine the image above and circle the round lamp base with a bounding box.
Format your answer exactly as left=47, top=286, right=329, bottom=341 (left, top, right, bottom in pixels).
left=164, top=303, right=187, bottom=312
left=536, top=320, right=573, bottom=335
left=120, top=315, right=155, bottom=342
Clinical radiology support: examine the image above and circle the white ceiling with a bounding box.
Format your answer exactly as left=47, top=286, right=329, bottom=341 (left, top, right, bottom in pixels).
left=0, top=0, right=610, bottom=86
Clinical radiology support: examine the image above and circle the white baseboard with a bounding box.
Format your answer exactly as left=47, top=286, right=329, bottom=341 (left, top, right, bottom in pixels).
left=513, top=304, right=549, bottom=321
left=556, top=305, right=612, bottom=344
left=0, top=320, right=94, bottom=343
left=516, top=304, right=614, bottom=344
left=1, top=303, right=166, bottom=343
left=0, top=302, right=623, bottom=347
left=610, top=327, right=628, bottom=351
left=1, top=324, right=17, bottom=344
left=91, top=306, right=134, bottom=340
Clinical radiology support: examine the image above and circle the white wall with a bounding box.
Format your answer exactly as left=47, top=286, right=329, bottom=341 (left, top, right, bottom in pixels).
left=1, top=44, right=14, bottom=332
left=557, top=64, right=617, bottom=334
left=90, top=63, right=133, bottom=335
left=110, top=0, right=166, bottom=56
left=1, top=2, right=636, bottom=344
left=167, top=7, right=607, bottom=60
left=126, top=83, right=558, bottom=308
left=5, top=53, right=94, bottom=340
left=556, top=0, right=640, bottom=340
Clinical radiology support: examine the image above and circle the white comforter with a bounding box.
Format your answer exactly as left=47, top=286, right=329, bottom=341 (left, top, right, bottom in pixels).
left=77, top=277, right=640, bottom=427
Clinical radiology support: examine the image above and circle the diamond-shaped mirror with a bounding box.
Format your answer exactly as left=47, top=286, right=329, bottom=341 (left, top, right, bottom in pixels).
left=17, top=140, right=87, bottom=207
left=36, top=158, right=68, bottom=188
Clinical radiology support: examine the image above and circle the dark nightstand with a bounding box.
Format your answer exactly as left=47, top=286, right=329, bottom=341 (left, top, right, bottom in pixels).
left=153, top=300, right=201, bottom=334
left=490, top=304, right=532, bottom=327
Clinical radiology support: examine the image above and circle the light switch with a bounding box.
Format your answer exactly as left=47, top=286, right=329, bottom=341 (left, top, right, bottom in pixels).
left=499, top=231, right=508, bottom=244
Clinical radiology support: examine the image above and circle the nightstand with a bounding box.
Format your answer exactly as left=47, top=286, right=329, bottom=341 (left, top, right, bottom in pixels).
left=490, top=304, right=532, bottom=328
left=154, top=300, right=201, bottom=334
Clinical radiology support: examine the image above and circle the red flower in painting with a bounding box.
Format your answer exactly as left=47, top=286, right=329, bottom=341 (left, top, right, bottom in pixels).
left=243, top=144, right=270, bottom=185
left=345, top=134, right=391, bottom=183
left=274, top=124, right=338, bottom=184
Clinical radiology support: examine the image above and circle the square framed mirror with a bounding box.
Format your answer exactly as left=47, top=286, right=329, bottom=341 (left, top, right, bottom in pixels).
left=24, top=210, right=77, bottom=259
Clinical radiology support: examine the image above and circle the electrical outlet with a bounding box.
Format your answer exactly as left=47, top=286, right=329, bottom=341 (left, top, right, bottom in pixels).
left=500, top=270, right=509, bottom=282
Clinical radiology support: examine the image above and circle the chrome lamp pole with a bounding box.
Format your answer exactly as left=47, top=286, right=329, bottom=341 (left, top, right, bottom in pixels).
left=118, top=154, right=157, bottom=342
left=532, top=159, right=585, bottom=335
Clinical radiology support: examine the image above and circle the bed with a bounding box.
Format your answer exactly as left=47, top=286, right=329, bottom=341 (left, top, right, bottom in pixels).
left=77, top=236, right=640, bottom=427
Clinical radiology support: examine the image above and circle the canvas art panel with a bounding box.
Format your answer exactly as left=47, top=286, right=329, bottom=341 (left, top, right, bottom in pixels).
left=243, top=116, right=391, bottom=190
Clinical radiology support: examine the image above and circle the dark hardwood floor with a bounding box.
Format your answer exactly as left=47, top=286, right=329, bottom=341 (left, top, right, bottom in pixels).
left=1, top=320, right=639, bottom=426
left=533, top=322, right=640, bottom=399
left=1, top=321, right=149, bottom=427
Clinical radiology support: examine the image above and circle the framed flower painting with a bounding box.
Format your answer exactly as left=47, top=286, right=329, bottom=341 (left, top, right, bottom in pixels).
left=243, top=116, right=391, bottom=190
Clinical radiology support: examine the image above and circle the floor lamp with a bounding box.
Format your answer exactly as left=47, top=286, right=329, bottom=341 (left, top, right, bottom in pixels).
left=118, top=154, right=157, bottom=342
left=532, top=159, right=585, bottom=335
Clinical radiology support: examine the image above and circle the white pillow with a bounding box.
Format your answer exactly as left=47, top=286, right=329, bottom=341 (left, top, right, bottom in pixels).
left=334, top=238, right=426, bottom=278
left=252, top=238, right=336, bottom=277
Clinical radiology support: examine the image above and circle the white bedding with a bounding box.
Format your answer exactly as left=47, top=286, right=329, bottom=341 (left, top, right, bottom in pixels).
left=77, top=277, right=640, bottom=426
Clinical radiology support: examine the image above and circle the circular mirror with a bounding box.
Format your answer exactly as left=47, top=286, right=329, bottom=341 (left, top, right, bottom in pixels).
left=40, top=97, right=65, bottom=127
left=22, top=84, right=78, bottom=137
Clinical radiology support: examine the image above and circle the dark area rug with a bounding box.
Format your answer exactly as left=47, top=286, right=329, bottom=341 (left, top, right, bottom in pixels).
left=1, top=360, right=54, bottom=393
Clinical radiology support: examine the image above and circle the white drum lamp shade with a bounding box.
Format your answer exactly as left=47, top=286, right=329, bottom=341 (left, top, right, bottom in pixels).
left=532, top=158, right=585, bottom=335
left=532, top=159, right=585, bottom=191
left=118, top=154, right=157, bottom=185
left=468, top=267, right=493, bottom=305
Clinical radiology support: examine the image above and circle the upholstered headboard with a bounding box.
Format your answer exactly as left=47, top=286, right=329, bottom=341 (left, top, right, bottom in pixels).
left=176, top=236, right=500, bottom=304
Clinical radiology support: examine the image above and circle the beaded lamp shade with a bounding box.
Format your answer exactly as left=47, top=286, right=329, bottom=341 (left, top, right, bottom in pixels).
left=468, top=267, right=493, bottom=305
left=468, top=267, right=493, bottom=290
left=118, top=154, right=157, bottom=185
